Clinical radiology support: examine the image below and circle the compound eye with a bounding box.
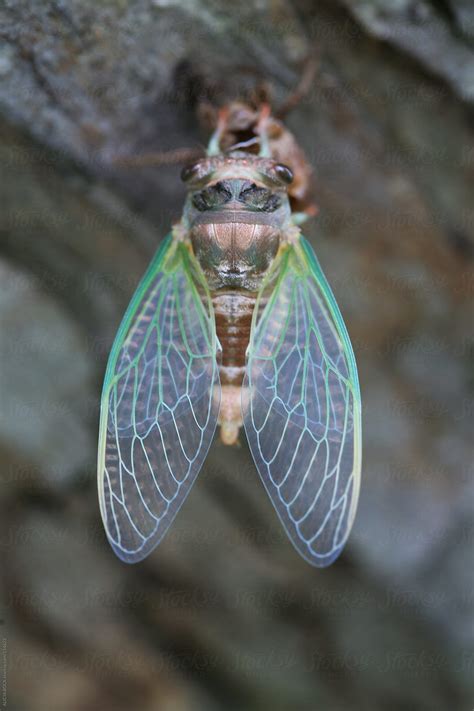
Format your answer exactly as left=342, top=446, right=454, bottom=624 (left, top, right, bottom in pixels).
left=181, top=162, right=199, bottom=183
left=274, top=163, right=293, bottom=185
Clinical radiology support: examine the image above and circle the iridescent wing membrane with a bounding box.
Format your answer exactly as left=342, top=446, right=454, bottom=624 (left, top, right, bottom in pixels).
left=243, top=236, right=361, bottom=566
left=97, top=235, right=220, bottom=562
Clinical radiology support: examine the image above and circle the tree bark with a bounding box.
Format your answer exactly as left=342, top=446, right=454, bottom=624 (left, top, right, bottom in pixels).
left=0, top=2, right=473, bottom=709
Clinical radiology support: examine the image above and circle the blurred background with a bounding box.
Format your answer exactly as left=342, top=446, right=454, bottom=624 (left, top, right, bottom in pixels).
left=0, top=1, right=473, bottom=710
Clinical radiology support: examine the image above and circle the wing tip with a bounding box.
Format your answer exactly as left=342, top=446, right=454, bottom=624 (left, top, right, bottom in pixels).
left=106, top=535, right=156, bottom=564
left=295, top=541, right=347, bottom=568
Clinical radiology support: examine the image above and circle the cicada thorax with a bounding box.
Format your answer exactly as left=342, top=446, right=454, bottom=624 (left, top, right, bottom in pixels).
left=180, top=154, right=294, bottom=444
left=189, top=182, right=283, bottom=288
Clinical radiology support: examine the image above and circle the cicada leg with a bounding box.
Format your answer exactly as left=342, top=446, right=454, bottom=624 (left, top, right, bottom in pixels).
left=256, top=103, right=272, bottom=158
left=111, top=146, right=203, bottom=168
left=275, top=53, right=319, bottom=119
left=207, top=106, right=230, bottom=155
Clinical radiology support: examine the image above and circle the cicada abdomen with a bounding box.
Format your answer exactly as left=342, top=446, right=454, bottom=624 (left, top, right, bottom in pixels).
left=98, top=101, right=361, bottom=567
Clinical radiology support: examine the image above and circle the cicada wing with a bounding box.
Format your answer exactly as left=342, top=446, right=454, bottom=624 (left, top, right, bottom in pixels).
left=98, top=235, right=221, bottom=563
left=242, top=236, right=361, bottom=567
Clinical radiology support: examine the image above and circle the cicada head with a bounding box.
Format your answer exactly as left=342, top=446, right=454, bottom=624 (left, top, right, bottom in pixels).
left=181, top=154, right=294, bottom=289
left=202, top=101, right=318, bottom=219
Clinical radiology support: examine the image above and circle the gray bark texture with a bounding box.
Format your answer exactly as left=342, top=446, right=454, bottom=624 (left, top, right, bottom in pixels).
left=0, top=1, right=473, bottom=710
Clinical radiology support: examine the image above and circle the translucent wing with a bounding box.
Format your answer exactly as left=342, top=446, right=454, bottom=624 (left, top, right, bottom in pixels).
left=242, top=236, right=361, bottom=566
left=98, top=235, right=220, bottom=562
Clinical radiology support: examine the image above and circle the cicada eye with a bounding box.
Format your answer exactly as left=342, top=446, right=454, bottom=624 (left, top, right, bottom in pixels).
left=274, top=163, right=293, bottom=185
left=181, top=162, right=199, bottom=183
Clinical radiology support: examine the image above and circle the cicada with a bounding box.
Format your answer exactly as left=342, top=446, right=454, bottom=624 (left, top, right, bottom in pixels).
left=97, top=100, right=361, bottom=566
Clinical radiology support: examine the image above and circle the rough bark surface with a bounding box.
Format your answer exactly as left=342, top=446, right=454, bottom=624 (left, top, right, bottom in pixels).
left=0, top=2, right=473, bottom=710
